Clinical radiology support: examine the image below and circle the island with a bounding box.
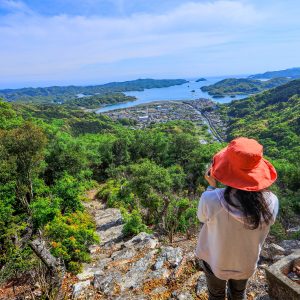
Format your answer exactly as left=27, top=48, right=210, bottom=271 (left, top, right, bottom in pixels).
left=67, top=93, right=137, bottom=109
left=200, top=77, right=290, bottom=97
left=0, top=78, right=188, bottom=104
left=195, top=78, right=207, bottom=82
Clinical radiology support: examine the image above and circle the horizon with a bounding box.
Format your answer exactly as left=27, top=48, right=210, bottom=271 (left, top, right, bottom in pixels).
left=1, top=0, right=300, bottom=88
left=0, top=73, right=251, bottom=90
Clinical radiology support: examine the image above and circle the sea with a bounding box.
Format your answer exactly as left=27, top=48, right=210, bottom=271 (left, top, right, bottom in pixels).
left=96, top=76, right=249, bottom=113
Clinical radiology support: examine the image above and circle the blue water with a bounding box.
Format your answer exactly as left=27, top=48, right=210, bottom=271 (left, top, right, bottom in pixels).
left=96, top=76, right=249, bottom=113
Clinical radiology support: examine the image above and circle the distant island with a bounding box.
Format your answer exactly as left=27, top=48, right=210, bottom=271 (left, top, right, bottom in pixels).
left=200, top=77, right=291, bottom=97
left=195, top=78, right=207, bottom=82
left=67, top=93, right=137, bottom=109
left=249, top=67, right=300, bottom=79
left=0, top=78, right=188, bottom=104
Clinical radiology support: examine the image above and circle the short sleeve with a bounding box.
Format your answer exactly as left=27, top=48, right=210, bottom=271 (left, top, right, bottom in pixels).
left=197, top=193, right=208, bottom=223
left=270, top=194, right=279, bottom=225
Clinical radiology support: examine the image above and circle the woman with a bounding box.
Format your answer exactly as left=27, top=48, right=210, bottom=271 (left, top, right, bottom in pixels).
left=195, top=137, right=278, bottom=300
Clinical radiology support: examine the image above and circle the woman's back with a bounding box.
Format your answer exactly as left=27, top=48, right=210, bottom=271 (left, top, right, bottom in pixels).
left=195, top=188, right=279, bottom=280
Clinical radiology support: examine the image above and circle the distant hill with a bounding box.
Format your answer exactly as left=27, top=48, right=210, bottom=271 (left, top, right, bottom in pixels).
left=220, top=79, right=300, bottom=158
left=0, top=78, right=188, bottom=104
left=200, top=77, right=290, bottom=97
left=67, top=93, right=137, bottom=109
left=249, top=67, right=300, bottom=79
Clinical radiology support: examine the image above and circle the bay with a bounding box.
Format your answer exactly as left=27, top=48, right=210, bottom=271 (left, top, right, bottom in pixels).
left=96, top=76, right=249, bottom=113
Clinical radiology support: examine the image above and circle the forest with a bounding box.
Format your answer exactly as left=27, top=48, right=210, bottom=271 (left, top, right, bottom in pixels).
left=201, top=77, right=290, bottom=97
left=0, top=79, right=299, bottom=295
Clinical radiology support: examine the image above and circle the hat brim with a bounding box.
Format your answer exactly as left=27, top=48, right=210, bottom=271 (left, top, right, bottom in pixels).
left=211, top=146, right=277, bottom=191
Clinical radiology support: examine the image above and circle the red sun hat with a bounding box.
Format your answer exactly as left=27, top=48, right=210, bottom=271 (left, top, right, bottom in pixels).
left=211, top=137, right=277, bottom=191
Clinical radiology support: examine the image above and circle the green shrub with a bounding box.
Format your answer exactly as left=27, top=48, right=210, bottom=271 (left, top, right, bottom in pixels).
left=31, top=197, right=60, bottom=228
left=270, top=220, right=287, bottom=241
left=122, top=209, right=150, bottom=237
left=45, top=211, right=99, bottom=273
left=53, top=174, right=84, bottom=213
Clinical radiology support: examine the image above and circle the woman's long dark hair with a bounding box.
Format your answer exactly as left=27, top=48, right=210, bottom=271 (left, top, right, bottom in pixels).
left=224, top=186, right=273, bottom=230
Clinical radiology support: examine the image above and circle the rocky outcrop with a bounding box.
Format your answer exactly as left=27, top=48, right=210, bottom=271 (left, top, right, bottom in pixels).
left=74, top=199, right=198, bottom=299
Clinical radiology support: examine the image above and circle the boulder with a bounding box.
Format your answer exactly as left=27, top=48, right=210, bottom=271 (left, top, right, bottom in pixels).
left=94, top=208, right=122, bottom=230
left=72, top=280, right=90, bottom=299
left=99, top=224, right=124, bottom=245
left=123, top=232, right=158, bottom=250
left=121, top=250, right=157, bottom=290
left=160, top=246, right=183, bottom=268
left=111, top=247, right=136, bottom=261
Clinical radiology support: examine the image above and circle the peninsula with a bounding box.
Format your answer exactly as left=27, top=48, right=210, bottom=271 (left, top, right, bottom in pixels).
left=200, top=77, right=290, bottom=97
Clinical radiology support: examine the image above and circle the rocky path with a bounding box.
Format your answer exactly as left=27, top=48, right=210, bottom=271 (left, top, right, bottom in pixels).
left=72, top=190, right=299, bottom=300
left=72, top=190, right=208, bottom=299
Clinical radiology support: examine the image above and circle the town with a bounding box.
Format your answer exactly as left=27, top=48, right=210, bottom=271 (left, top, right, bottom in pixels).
left=101, top=98, right=227, bottom=142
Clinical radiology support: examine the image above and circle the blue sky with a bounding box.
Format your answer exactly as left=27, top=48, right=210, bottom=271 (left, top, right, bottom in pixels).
left=0, top=0, right=300, bottom=88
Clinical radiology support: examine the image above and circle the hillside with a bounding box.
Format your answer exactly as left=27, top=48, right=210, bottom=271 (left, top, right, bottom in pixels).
left=249, top=67, right=300, bottom=79
left=201, top=77, right=290, bottom=97
left=219, top=79, right=300, bottom=228
left=222, top=79, right=300, bottom=153
left=0, top=78, right=188, bottom=104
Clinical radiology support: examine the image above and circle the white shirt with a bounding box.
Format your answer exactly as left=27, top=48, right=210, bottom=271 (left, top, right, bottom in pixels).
left=195, top=188, right=279, bottom=280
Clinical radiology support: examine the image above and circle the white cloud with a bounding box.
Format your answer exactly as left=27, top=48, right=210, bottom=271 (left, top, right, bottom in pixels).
left=0, top=0, right=32, bottom=14
left=0, top=1, right=272, bottom=85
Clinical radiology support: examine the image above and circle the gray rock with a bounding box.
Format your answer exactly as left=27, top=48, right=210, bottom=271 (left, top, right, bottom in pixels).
left=124, top=232, right=158, bottom=250
left=160, top=246, right=183, bottom=268
left=176, top=291, right=194, bottom=300
left=287, top=226, right=300, bottom=233
left=279, top=240, right=300, bottom=254
left=196, top=273, right=207, bottom=296
left=111, top=247, right=136, bottom=261
left=273, top=254, right=285, bottom=262
left=94, top=208, right=122, bottom=230
left=261, top=243, right=286, bottom=260
left=254, top=296, right=271, bottom=300
left=153, top=256, right=165, bottom=270
left=114, top=295, right=147, bottom=300
left=147, top=267, right=170, bottom=280
left=121, top=250, right=157, bottom=290
left=94, top=257, right=111, bottom=268
left=99, top=224, right=124, bottom=245
left=151, top=286, right=168, bottom=295
left=270, top=243, right=285, bottom=255
left=72, top=280, right=90, bottom=299
left=76, top=270, right=94, bottom=281
left=93, top=270, right=122, bottom=296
